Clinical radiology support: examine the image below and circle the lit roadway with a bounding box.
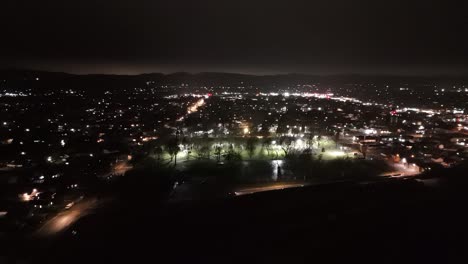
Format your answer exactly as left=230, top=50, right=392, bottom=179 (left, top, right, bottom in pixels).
left=187, top=98, right=205, bottom=114
left=35, top=198, right=100, bottom=237
left=381, top=163, right=421, bottom=177
left=176, top=96, right=208, bottom=122
left=234, top=182, right=308, bottom=196
left=112, top=161, right=133, bottom=176
left=338, top=135, right=422, bottom=178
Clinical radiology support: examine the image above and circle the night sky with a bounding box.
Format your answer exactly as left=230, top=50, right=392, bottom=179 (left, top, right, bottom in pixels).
left=1, top=0, right=468, bottom=75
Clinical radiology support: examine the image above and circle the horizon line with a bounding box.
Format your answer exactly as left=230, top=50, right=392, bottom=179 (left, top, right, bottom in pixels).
left=2, top=67, right=468, bottom=78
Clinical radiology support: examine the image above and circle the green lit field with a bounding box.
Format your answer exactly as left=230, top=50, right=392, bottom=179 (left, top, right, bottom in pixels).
left=148, top=137, right=355, bottom=164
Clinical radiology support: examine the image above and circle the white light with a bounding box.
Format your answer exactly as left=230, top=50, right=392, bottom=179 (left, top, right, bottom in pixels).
left=329, top=151, right=346, bottom=157
left=296, top=139, right=304, bottom=148
left=60, top=139, right=66, bottom=147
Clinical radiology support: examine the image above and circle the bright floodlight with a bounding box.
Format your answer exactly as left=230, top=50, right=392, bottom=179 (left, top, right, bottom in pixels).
left=329, top=150, right=346, bottom=157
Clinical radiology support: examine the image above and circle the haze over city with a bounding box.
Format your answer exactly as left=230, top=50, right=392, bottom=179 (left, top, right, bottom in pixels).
left=2, top=0, right=468, bottom=75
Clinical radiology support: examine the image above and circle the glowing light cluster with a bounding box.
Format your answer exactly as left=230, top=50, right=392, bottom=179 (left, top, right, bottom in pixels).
left=187, top=98, right=205, bottom=114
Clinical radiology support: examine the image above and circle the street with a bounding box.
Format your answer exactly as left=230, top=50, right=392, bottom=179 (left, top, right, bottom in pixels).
left=35, top=198, right=100, bottom=237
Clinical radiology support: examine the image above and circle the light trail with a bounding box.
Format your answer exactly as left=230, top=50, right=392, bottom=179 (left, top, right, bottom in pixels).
left=112, top=161, right=133, bottom=176
left=234, top=183, right=307, bottom=196
left=187, top=98, right=205, bottom=114
left=35, top=198, right=99, bottom=237
left=176, top=95, right=209, bottom=122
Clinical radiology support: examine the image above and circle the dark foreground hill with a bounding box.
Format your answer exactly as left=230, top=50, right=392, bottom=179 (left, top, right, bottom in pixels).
left=5, top=162, right=468, bottom=264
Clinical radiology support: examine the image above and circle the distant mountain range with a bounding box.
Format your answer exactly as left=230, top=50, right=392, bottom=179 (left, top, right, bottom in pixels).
left=1, top=69, right=467, bottom=89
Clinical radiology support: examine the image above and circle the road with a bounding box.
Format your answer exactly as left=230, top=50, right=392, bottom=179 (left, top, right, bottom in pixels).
left=35, top=198, right=100, bottom=237
left=338, top=135, right=422, bottom=178
left=233, top=182, right=308, bottom=196
left=112, top=161, right=133, bottom=176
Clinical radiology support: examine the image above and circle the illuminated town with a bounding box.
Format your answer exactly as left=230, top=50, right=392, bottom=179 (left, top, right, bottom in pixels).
left=1, top=71, right=468, bottom=262
left=3, top=0, right=468, bottom=262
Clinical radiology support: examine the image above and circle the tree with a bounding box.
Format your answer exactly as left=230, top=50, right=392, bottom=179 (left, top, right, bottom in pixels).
left=260, top=123, right=270, bottom=138
left=246, top=137, right=257, bottom=159
left=225, top=151, right=242, bottom=161
left=300, top=148, right=314, bottom=161
left=279, top=136, right=293, bottom=157
left=182, top=137, right=191, bottom=160
left=361, top=144, right=368, bottom=159
left=307, top=133, right=315, bottom=149
left=197, top=145, right=210, bottom=159
left=335, top=131, right=340, bottom=148
left=317, top=135, right=322, bottom=147
left=228, top=143, right=234, bottom=153
left=262, top=138, right=272, bottom=158
left=155, top=146, right=163, bottom=162
left=214, top=145, right=222, bottom=162
left=166, top=138, right=180, bottom=166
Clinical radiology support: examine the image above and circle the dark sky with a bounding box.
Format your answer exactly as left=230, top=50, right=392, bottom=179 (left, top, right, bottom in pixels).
left=1, top=0, right=468, bottom=74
